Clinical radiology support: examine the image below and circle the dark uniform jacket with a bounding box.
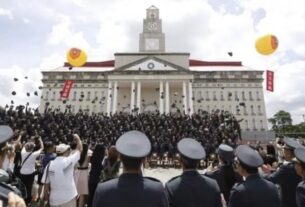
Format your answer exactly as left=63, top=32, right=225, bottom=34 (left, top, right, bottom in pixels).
left=165, top=170, right=222, bottom=207
left=229, top=173, right=280, bottom=207
left=296, top=180, right=305, bottom=207
left=206, top=165, right=243, bottom=204
left=92, top=173, right=169, bottom=207
left=264, top=162, right=301, bottom=207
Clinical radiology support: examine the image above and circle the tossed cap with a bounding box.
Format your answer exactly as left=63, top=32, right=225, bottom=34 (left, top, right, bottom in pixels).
left=236, top=145, right=263, bottom=168
left=294, top=147, right=305, bottom=165
left=177, top=138, right=206, bottom=160
left=116, top=130, right=151, bottom=158
left=284, top=138, right=302, bottom=150
left=218, top=144, right=234, bottom=163
left=56, top=143, right=70, bottom=154
left=0, top=125, right=14, bottom=144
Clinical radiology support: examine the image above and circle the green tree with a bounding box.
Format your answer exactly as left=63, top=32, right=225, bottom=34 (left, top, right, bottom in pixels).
left=268, top=110, right=293, bottom=134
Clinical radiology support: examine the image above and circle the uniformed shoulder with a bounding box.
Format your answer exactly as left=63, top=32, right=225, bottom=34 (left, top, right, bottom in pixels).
left=101, top=177, right=117, bottom=183
left=166, top=175, right=181, bottom=184
left=231, top=181, right=245, bottom=191
left=144, top=176, right=162, bottom=183
left=200, top=174, right=219, bottom=186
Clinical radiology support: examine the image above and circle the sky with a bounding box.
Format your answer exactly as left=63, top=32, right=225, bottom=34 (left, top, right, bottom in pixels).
left=1, top=0, right=305, bottom=125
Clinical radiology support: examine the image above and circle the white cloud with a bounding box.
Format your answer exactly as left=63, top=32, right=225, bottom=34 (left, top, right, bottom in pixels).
left=1, top=0, right=305, bottom=124
left=22, top=18, right=30, bottom=24
left=0, top=7, right=13, bottom=19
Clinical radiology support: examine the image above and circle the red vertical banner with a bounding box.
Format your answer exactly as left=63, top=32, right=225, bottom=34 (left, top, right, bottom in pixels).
left=266, top=70, right=274, bottom=92
left=61, top=80, right=74, bottom=98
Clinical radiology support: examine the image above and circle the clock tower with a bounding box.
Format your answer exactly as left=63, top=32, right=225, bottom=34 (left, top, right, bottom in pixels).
left=139, top=5, right=165, bottom=52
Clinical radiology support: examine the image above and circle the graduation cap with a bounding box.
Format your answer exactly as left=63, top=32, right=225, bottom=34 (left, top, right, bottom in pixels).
left=124, top=95, right=126, bottom=99
left=118, top=103, right=120, bottom=106
left=26, top=92, right=30, bottom=97
left=179, top=100, right=182, bottom=103
left=81, top=94, right=85, bottom=98
left=38, top=86, right=43, bottom=90
left=171, top=104, right=176, bottom=108
left=34, top=91, right=38, bottom=96
left=181, top=95, right=185, bottom=98
left=239, top=102, right=246, bottom=107
left=41, top=96, right=43, bottom=99
left=228, top=52, right=233, bottom=57
left=117, top=87, right=119, bottom=90
left=63, top=100, right=67, bottom=104
left=45, top=102, right=50, bottom=106
left=68, top=67, right=73, bottom=70
left=161, top=95, right=164, bottom=99
left=197, top=100, right=201, bottom=103
left=99, top=101, right=102, bottom=104
left=12, top=91, right=16, bottom=96
left=11, top=100, right=14, bottom=105
left=24, top=76, right=28, bottom=79
left=228, top=92, right=232, bottom=97
left=153, top=101, right=157, bottom=105
left=155, top=88, right=159, bottom=92
left=79, top=99, right=83, bottom=102
left=133, top=89, right=135, bottom=93
left=221, top=87, right=225, bottom=90
left=192, top=97, right=195, bottom=101
left=102, top=96, right=106, bottom=100
left=174, top=100, right=177, bottom=103
left=142, top=99, right=145, bottom=102
left=13, top=78, right=18, bottom=82
left=164, top=64, right=167, bottom=67
left=48, top=88, right=52, bottom=91
left=109, top=94, right=112, bottom=98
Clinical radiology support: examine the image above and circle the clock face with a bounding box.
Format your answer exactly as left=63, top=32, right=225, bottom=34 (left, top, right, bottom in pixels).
left=145, top=38, right=159, bottom=50
left=147, top=22, right=158, bottom=31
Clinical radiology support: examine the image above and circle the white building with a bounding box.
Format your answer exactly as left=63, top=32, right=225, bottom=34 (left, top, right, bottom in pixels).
left=40, top=6, right=272, bottom=140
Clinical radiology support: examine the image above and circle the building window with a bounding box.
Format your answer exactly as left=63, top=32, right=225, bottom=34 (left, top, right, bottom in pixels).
left=250, top=105, right=255, bottom=115
left=51, top=91, right=56, bottom=101
left=45, top=91, right=49, bottom=100
left=220, top=91, right=224, bottom=101
left=249, top=91, right=253, bottom=101
left=94, top=91, right=98, bottom=100
left=245, top=120, right=249, bottom=130
left=258, top=105, right=262, bottom=115
left=256, top=91, right=260, bottom=101
left=243, top=105, right=248, bottom=115
left=206, top=91, right=210, bottom=101
left=253, top=119, right=257, bottom=130
left=242, top=91, right=246, bottom=101
left=234, top=91, right=239, bottom=101
left=86, top=105, right=90, bottom=112
left=228, top=105, right=232, bottom=112
left=260, top=120, right=264, bottom=130
left=73, top=91, right=77, bottom=101
left=207, top=105, right=210, bottom=112
left=87, top=91, right=91, bottom=101
left=93, top=105, right=97, bottom=113
left=213, top=91, right=217, bottom=101
left=71, top=105, right=75, bottom=113
left=228, top=92, right=232, bottom=101
left=236, top=106, right=240, bottom=115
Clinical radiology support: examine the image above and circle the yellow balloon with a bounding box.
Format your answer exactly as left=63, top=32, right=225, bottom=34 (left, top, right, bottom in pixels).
left=255, top=35, right=278, bottom=55
left=66, top=48, right=87, bottom=67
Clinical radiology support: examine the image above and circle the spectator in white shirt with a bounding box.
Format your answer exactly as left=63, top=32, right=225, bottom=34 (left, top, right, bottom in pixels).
left=20, top=136, right=44, bottom=204
left=42, top=134, right=83, bottom=207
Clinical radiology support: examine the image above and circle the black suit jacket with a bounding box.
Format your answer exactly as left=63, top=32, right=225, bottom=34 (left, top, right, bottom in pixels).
left=296, top=180, right=305, bottom=207
left=229, top=173, right=280, bottom=207
left=92, top=173, right=169, bottom=207
left=264, top=162, right=301, bottom=207
left=165, top=170, right=222, bottom=207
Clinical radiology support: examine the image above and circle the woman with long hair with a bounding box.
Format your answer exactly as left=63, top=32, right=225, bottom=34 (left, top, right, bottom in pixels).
left=101, top=145, right=120, bottom=181
left=206, top=144, right=242, bottom=205
left=88, top=144, right=105, bottom=207
left=74, top=143, right=91, bottom=207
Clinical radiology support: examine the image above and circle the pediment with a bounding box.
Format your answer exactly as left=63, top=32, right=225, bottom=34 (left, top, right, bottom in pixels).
left=115, top=56, right=189, bottom=72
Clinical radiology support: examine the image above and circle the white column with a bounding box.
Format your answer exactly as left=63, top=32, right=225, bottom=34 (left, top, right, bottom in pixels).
left=188, top=81, right=194, bottom=115
left=182, top=81, right=188, bottom=114
left=106, top=81, right=112, bottom=115
left=165, top=81, right=170, bottom=114
left=130, top=81, right=135, bottom=113
left=159, top=81, right=164, bottom=114
left=112, top=81, right=118, bottom=113
left=136, top=81, right=141, bottom=113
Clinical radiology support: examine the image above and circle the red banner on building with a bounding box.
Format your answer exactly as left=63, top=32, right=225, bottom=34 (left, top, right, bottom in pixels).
left=266, top=70, right=274, bottom=92
left=61, top=80, right=74, bottom=98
